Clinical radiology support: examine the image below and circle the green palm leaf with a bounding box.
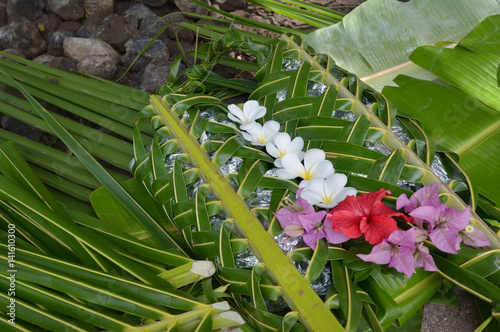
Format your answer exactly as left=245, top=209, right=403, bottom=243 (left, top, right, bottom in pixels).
left=1, top=17, right=499, bottom=329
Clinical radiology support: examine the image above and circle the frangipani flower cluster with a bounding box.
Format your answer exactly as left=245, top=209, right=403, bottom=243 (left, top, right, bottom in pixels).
left=227, top=100, right=357, bottom=209
left=228, top=100, right=489, bottom=279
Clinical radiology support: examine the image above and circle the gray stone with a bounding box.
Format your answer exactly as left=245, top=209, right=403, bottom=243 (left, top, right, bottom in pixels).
left=139, top=14, right=169, bottom=40
left=173, top=0, right=210, bottom=16
left=33, top=53, right=60, bottom=65
left=97, top=14, right=140, bottom=52
left=0, top=17, right=47, bottom=59
left=75, top=15, right=103, bottom=38
left=46, top=30, right=75, bottom=50
left=33, top=54, right=77, bottom=72
left=63, top=37, right=120, bottom=62
left=136, top=0, right=168, bottom=7
left=35, top=14, right=62, bottom=37
left=137, top=62, right=170, bottom=92
left=76, top=55, right=117, bottom=80
left=1, top=48, right=25, bottom=58
left=140, top=14, right=194, bottom=43
left=59, top=20, right=82, bottom=33
left=123, top=3, right=155, bottom=25
left=121, top=37, right=169, bottom=71
left=164, top=15, right=195, bottom=43
left=83, top=0, right=114, bottom=17
left=46, top=0, right=85, bottom=21
left=7, top=0, right=44, bottom=21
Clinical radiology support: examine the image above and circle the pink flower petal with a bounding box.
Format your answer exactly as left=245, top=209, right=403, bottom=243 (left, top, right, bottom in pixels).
left=283, top=224, right=305, bottom=237
left=324, top=221, right=350, bottom=244
left=357, top=240, right=392, bottom=265
left=388, top=247, right=415, bottom=278
left=414, top=243, right=438, bottom=272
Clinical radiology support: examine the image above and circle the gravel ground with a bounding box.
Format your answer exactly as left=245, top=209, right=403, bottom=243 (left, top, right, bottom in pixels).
left=422, top=287, right=483, bottom=332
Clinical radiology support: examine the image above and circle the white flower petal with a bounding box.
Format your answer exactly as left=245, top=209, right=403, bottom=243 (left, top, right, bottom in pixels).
left=274, top=159, right=283, bottom=167
left=275, top=168, right=297, bottom=179
left=303, top=149, right=325, bottom=171
left=228, top=104, right=244, bottom=123
left=288, top=136, right=304, bottom=154
left=266, top=142, right=281, bottom=159
left=300, top=188, right=322, bottom=205
left=244, top=122, right=262, bottom=135
left=263, top=120, right=281, bottom=134
left=273, top=132, right=292, bottom=152
left=248, top=106, right=267, bottom=121
left=309, top=160, right=334, bottom=179
left=243, top=100, right=260, bottom=113
left=240, top=121, right=259, bottom=131
left=318, top=187, right=357, bottom=209
left=296, top=151, right=305, bottom=161
left=333, top=187, right=357, bottom=203
left=281, top=153, right=305, bottom=178
left=316, top=201, right=339, bottom=209
left=227, top=113, right=241, bottom=124
left=241, top=131, right=256, bottom=142
left=324, top=173, right=348, bottom=198
left=305, top=177, right=325, bottom=195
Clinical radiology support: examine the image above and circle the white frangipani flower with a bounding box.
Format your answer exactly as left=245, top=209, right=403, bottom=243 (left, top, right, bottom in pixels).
left=241, top=121, right=280, bottom=146
left=275, top=148, right=334, bottom=187
left=265, top=132, right=305, bottom=167
left=227, top=100, right=267, bottom=130
left=300, top=173, right=357, bottom=208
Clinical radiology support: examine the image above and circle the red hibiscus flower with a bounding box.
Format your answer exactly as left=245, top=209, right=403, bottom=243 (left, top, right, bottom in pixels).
left=327, top=189, right=412, bottom=244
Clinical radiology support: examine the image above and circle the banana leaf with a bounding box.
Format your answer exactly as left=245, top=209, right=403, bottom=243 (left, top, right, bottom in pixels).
left=304, top=0, right=500, bottom=91
left=383, top=15, right=500, bottom=208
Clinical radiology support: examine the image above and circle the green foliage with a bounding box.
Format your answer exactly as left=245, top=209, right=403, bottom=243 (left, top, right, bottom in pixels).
left=383, top=15, right=500, bottom=211
left=305, top=0, right=500, bottom=91
left=0, top=3, right=500, bottom=330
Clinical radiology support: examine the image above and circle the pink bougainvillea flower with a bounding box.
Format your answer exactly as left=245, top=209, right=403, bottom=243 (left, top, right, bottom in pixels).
left=327, top=189, right=412, bottom=245
left=414, top=242, right=438, bottom=272
left=323, top=218, right=351, bottom=245
left=298, top=210, right=327, bottom=250
left=274, top=188, right=315, bottom=237
left=396, top=182, right=444, bottom=214
left=410, top=205, right=471, bottom=254
left=299, top=210, right=349, bottom=250
left=273, top=189, right=349, bottom=249
left=358, top=228, right=417, bottom=278
left=456, top=224, right=490, bottom=249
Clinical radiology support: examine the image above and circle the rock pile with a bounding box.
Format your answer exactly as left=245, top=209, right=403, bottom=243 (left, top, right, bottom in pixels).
left=0, top=0, right=245, bottom=92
